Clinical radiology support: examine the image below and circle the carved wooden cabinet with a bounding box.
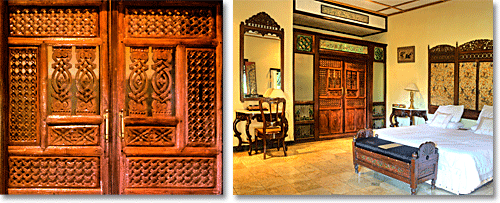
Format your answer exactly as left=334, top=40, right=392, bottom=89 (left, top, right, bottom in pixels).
left=0, top=0, right=222, bottom=195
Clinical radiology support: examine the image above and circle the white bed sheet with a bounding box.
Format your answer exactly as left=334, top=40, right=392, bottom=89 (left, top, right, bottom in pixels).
left=374, top=124, right=493, bottom=194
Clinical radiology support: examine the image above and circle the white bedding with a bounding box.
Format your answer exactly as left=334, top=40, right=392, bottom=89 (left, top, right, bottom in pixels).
left=374, top=124, right=493, bottom=195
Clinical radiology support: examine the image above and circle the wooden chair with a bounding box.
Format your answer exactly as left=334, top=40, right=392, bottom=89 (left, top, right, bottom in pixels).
left=253, top=98, right=287, bottom=159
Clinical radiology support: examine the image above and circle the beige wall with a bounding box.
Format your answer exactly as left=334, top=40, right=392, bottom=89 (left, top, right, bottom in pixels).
left=365, top=0, right=493, bottom=126
left=233, top=0, right=293, bottom=146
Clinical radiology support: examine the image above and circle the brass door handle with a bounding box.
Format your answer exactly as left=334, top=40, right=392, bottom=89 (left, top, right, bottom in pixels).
left=120, top=109, right=125, bottom=139
left=104, top=109, right=109, bottom=141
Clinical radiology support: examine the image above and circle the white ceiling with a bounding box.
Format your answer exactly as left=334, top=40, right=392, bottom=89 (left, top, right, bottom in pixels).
left=330, top=0, right=449, bottom=16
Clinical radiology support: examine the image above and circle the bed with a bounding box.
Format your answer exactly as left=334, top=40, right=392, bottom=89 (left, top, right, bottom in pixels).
left=373, top=124, right=493, bottom=194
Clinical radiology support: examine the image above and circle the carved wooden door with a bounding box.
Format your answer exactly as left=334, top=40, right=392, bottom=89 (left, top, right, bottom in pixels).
left=343, top=60, right=366, bottom=133
left=1, top=0, right=222, bottom=195
left=3, top=1, right=110, bottom=194
left=317, top=58, right=366, bottom=137
left=318, top=59, right=344, bottom=135
left=113, top=1, right=222, bottom=195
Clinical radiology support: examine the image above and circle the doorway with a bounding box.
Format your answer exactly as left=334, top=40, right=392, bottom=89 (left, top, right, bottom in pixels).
left=0, top=0, right=222, bottom=195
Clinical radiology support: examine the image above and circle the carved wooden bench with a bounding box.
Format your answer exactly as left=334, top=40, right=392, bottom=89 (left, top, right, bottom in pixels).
left=352, top=129, right=438, bottom=195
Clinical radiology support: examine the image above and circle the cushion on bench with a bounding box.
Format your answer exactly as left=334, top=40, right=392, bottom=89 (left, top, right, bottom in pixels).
left=355, top=137, right=419, bottom=163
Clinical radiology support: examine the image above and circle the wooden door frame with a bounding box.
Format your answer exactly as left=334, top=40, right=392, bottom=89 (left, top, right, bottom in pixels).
left=0, top=0, right=9, bottom=194
left=292, top=29, right=386, bottom=141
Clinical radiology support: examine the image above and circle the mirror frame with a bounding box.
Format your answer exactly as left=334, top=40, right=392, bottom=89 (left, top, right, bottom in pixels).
left=240, top=12, right=284, bottom=102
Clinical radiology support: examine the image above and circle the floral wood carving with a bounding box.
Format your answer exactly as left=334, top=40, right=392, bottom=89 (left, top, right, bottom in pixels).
left=459, top=39, right=493, bottom=52
left=75, top=47, right=98, bottom=114
left=187, top=49, right=216, bottom=147
left=9, top=47, right=38, bottom=143
left=127, top=158, right=215, bottom=188
left=245, top=12, right=280, bottom=30
left=429, top=45, right=456, bottom=61
left=51, top=46, right=73, bottom=115
left=126, top=8, right=215, bottom=38
left=9, top=157, right=100, bottom=187
left=128, top=47, right=149, bottom=116
left=48, top=126, right=99, bottom=146
left=9, top=7, right=98, bottom=37
left=151, top=48, right=174, bottom=116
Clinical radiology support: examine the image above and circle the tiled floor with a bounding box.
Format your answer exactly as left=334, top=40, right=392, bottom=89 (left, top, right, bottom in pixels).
left=233, top=137, right=493, bottom=195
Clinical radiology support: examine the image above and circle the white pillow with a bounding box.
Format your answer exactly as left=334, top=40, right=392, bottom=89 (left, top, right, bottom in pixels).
left=445, top=122, right=464, bottom=129
left=474, top=117, right=493, bottom=136
left=436, top=105, right=464, bottom=123
left=429, top=112, right=453, bottom=128
left=471, top=105, right=493, bottom=131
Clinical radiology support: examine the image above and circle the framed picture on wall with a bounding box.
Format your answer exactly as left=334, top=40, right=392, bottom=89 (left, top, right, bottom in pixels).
left=397, top=46, right=415, bottom=63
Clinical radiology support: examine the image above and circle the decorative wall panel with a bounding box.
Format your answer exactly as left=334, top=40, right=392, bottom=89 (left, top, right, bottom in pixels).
left=127, top=158, right=215, bottom=188
left=9, top=7, right=98, bottom=37
left=478, top=62, right=493, bottom=110
left=430, top=63, right=454, bottom=106
left=8, top=47, right=39, bottom=144
left=296, top=34, right=313, bottom=52
left=50, top=46, right=73, bottom=115
left=187, top=49, right=216, bottom=147
left=126, top=8, right=215, bottom=38
left=48, top=125, right=99, bottom=146
left=8, top=157, right=99, bottom=188
left=459, top=62, right=477, bottom=110
left=125, top=127, right=175, bottom=146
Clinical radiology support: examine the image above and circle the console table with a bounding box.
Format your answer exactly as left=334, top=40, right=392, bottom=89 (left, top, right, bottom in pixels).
left=233, top=109, right=288, bottom=154
left=390, top=108, right=428, bottom=127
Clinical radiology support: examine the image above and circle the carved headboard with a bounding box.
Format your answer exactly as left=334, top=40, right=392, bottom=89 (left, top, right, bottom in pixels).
left=428, top=39, right=493, bottom=120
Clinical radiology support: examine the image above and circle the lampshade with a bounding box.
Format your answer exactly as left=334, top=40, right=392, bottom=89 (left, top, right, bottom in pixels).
left=263, top=88, right=286, bottom=98
left=404, top=83, right=419, bottom=92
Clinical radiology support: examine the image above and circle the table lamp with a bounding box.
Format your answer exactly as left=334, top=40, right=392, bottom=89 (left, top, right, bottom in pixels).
left=263, top=88, right=286, bottom=98
left=404, top=83, right=419, bottom=109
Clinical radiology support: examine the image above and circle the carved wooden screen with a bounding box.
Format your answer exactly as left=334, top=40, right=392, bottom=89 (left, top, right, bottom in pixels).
left=428, top=39, right=493, bottom=119
left=4, top=1, right=109, bottom=195
left=115, top=1, right=222, bottom=195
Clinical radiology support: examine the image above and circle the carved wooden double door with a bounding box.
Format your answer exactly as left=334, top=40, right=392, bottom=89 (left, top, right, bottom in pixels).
left=318, top=57, right=367, bottom=138
left=0, top=1, right=222, bottom=195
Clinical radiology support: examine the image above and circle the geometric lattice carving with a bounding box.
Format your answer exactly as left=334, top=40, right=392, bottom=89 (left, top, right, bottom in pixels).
left=319, top=98, right=342, bottom=108
left=297, top=34, right=312, bottom=52
left=75, top=46, right=98, bottom=114
left=478, top=62, right=493, bottom=110
left=459, top=62, right=477, bottom=110
left=187, top=49, right=216, bottom=147
left=430, top=63, right=455, bottom=106
left=319, top=59, right=341, bottom=68
left=8, top=47, right=38, bottom=143
left=126, top=8, right=215, bottom=38
left=346, top=98, right=365, bottom=108
left=9, top=157, right=100, bottom=188
left=48, top=126, right=99, bottom=146
left=127, top=47, right=149, bottom=116
left=151, top=48, right=174, bottom=117
left=9, top=7, right=98, bottom=37
left=127, top=158, right=215, bottom=188
left=125, top=127, right=175, bottom=146
left=319, top=68, right=327, bottom=97
left=50, top=46, right=73, bottom=115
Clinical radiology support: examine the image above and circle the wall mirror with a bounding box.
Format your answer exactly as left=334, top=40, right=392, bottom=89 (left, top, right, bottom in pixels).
left=240, top=12, right=284, bottom=101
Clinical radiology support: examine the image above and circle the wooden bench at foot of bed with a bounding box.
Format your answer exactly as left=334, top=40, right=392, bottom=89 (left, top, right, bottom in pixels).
left=352, top=129, right=439, bottom=195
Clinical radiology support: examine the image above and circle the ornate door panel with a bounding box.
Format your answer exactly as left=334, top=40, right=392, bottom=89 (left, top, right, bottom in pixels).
left=115, top=2, right=222, bottom=195
left=317, top=58, right=366, bottom=137
left=318, top=59, right=343, bottom=135
left=4, top=2, right=109, bottom=194
left=344, top=61, right=366, bottom=133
